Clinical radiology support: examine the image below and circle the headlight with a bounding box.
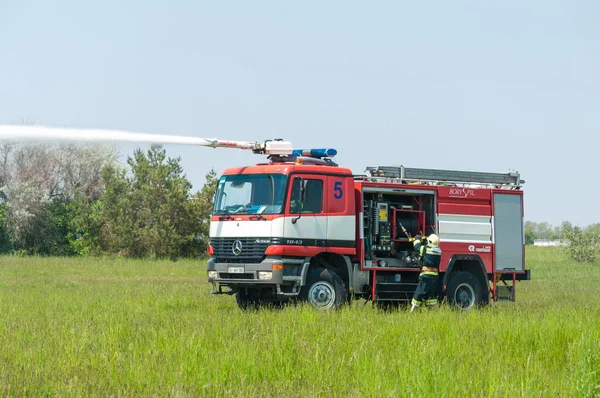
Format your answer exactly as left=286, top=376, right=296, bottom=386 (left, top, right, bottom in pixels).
left=207, top=271, right=218, bottom=279
left=258, top=271, right=273, bottom=280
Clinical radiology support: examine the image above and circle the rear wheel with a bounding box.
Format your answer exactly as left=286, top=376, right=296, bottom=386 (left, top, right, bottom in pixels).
left=446, top=271, right=484, bottom=310
left=299, top=267, right=347, bottom=310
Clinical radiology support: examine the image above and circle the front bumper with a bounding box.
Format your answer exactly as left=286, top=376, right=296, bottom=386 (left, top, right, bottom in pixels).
left=207, top=256, right=308, bottom=296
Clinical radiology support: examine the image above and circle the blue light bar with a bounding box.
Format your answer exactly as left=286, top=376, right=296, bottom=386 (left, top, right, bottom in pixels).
left=291, top=148, right=337, bottom=158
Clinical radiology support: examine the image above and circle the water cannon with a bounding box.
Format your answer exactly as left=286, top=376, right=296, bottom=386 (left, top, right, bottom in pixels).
left=253, top=139, right=294, bottom=155
left=0, top=125, right=340, bottom=166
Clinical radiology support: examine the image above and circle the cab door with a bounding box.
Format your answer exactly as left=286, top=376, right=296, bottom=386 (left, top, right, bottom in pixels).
left=325, top=175, right=355, bottom=253
left=283, top=174, right=328, bottom=253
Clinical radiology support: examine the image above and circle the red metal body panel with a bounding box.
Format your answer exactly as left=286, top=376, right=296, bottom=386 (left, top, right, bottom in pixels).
left=438, top=203, right=491, bottom=216
left=326, top=175, right=350, bottom=214
left=437, top=186, right=491, bottom=201
left=440, top=242, right=494, bottom=273
left=265, top=245, right=355, bottom=257
left=437, top=187, right=492, bottom=216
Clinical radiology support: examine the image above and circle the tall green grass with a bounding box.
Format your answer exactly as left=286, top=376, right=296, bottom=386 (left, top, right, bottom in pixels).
left=0, top=247, right=598, bottom=396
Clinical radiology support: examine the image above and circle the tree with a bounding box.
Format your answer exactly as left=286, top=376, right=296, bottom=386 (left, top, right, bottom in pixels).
left=0, top=141, right=117, bottom=255
left=195, top=169, right=218, bottom=245
left=562, top=226, right=600, bottom=264
left=0, top=143, right=56, bottom=253
left=586, top=223, right=600, bottom=235
left=90, top=145, right=203, bottom=258
left=524, top=220, right=571, bottom=244
left=3, top=179, right=57, bottom=254
left=0, top=143, right=15, bottom=190
left=0, top=203, right=12, bottom=253
left=524, top=221, right=536, bottom=245
left=180, top=168, right=218, bottom=257
left=560, top=221, right=574, bottom=234
left=534, top=221, right=552, bottom=240
left=51, top=142, right=118, bottom=202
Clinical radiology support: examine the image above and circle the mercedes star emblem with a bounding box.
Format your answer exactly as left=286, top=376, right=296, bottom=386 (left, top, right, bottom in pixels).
left=232, top=240, right=243, bottom=256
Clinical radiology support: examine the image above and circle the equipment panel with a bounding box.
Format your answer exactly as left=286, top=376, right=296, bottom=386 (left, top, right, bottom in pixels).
left=362, top=190, right=436, bottom=269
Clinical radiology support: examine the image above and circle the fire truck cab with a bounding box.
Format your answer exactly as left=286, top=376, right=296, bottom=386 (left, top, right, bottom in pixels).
left=207, top=151, right=529, bottom=310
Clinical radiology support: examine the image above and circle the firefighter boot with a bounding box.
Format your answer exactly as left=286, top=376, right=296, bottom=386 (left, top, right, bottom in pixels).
left=410, top=299, right=420, bottom=313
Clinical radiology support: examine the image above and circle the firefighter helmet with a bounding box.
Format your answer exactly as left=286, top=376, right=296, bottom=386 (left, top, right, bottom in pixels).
left=427, top=234, right=439, bottom=246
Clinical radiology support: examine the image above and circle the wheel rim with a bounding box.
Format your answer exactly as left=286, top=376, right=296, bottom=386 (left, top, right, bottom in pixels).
left=308, top=281, right=336, bottom=309
left=454, top=283, right=476, bottom=310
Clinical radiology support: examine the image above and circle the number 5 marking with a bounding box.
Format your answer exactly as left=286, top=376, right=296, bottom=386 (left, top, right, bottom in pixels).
left=333, top=181, right=343, bottom=199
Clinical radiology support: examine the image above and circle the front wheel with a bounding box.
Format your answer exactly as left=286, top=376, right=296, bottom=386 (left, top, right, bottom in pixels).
left=446, top=271, right=485, bottom=310
left=299, top=267, right=347, bottom=310
left=235, top=288, right=281, bottom=311
left=235, top=288, right=260, bottom=310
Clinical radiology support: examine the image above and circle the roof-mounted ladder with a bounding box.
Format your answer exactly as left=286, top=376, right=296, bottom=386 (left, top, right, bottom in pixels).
left=364, top=165, right=524, bottom=187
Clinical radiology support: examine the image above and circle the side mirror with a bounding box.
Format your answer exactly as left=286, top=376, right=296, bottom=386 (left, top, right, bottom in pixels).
left=291, top=177, right=308, bottom=223
left=299, top=179, right=308, bottom=202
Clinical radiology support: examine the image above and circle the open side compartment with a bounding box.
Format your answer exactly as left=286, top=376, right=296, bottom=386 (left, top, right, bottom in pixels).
left=362, top=189, right=436, bottom=269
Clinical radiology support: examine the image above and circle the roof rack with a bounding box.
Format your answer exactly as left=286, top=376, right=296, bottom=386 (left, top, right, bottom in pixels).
left=364, top=165, right=524, bottom=188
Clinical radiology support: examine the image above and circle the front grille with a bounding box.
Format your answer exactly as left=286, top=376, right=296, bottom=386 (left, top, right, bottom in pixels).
left=219, top=273, right=255, bottom=280
left=211, top=237, right=270, bottom=264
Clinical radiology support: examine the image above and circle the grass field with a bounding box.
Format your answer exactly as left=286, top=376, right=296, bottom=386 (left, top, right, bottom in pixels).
left=0, top=247, right=599, bottom=397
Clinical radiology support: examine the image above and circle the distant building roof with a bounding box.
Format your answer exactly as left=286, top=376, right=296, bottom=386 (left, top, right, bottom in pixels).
left=533, top=239, right=569, bottom=246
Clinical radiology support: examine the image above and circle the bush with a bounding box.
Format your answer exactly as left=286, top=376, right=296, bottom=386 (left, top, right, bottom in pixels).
left=86, top=145, right=210, bottom=259
left=561, top=227, right=600, bottom=263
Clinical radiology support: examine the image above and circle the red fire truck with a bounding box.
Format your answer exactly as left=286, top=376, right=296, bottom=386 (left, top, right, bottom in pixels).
left=206, top=149, right=530, bottom=310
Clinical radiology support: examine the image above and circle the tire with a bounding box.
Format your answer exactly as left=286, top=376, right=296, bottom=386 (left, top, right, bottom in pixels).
left=235, top=288, right=283, bottom=311
left=235, top=288, right=260, bottom=311
left=446, top=271, right=485, bottom=311
left=299, top=267, right=347, bottom=310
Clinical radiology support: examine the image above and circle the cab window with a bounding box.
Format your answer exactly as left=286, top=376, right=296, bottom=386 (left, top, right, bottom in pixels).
left=289, top=178, right=323, bottom=214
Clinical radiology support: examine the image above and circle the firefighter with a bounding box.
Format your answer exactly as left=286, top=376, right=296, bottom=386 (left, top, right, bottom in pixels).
left=289, top=183, right=303, bottom=213
left=290, top=199, right=302, bottom=213
left=410, top=234, right=442, bottom=312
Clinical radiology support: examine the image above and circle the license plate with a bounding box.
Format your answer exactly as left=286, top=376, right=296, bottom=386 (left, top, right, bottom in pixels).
left=227, top=266, right=244, bottom=273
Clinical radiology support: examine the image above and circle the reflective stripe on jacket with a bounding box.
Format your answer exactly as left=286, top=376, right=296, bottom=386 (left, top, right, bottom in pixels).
left=413, top=240, right=442, bottom=270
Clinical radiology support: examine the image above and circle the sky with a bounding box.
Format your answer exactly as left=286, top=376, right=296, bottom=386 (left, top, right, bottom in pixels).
left=1, top=0, right=598, bottom=227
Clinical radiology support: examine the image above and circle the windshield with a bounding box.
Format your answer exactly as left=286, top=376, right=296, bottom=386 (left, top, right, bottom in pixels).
left=213, top=174, right=287, bottom=215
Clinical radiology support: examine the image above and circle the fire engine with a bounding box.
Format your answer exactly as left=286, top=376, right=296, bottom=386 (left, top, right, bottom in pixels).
left=203, top=142, right=530, bottom=311
left=0, top=126, right=530, bottom=310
